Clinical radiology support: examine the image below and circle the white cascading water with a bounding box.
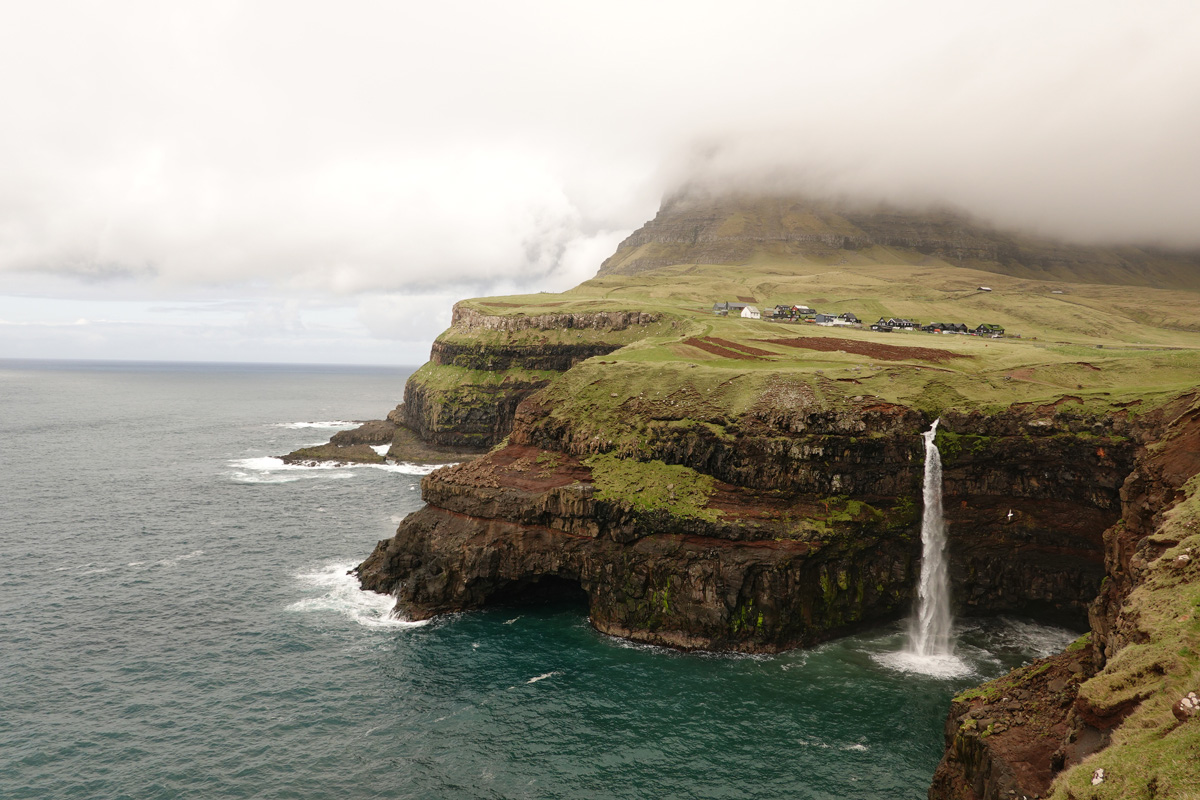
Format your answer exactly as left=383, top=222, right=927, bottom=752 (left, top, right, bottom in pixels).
left=874, top=418, right=970, bottom=677
left=909, top=418, right=953, bottom=657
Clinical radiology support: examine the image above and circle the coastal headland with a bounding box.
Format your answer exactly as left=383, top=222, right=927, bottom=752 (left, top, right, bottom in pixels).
left=298, top=192, right=1200, bottom=798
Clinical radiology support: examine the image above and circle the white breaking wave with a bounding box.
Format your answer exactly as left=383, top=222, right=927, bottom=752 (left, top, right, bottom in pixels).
left=364, top=461, right=456, bottom=476
left=370, top=444, right=390, bottom=456
left=227, top=456, right=453, bottom=483
left=227, top=456, right=352, bottom=484
left=288, top=562, right=426, bottom=629
left=795, top=737, right=832, bottom=749
left=274, top=421, right=358, bottom=429
left=526, top=671, right=561, bottom=684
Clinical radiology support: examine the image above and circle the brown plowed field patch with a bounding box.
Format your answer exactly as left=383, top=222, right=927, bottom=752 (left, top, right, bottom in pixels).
left=705, top=337, right=779, bottom=357
left=756, top=336, right=969, bottom=363
left=683, top=337, right=760, bottom=360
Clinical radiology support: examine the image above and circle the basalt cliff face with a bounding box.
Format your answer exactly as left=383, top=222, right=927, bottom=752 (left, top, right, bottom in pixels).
left=929, top=395, right=1200, bottom=800
left=357, top=382, right=1147, bottom=651
left=342, top=193, right=1200, bottom=796
left=395, top=307, right=661, bottom=450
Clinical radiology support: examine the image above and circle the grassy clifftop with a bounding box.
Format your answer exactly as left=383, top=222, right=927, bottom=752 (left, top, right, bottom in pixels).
left=456, top=257, right=1200, bottom=432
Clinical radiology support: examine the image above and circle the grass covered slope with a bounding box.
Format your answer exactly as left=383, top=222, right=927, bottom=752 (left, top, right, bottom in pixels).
left=459, top=257, right=1200, bottom=436
left=1050, top=484, right=1200, bottom=798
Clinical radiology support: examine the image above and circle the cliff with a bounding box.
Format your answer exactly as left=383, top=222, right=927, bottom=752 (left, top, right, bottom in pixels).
left=929, top=393, right=1200, bottom=799
left=311, top=191, right=1199, bottom=794
left=357, top=400, right=1149, bottom=652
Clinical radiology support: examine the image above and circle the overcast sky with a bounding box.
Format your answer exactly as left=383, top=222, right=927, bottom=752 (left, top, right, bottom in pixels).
left=2, top=0, right=1198, bottom=364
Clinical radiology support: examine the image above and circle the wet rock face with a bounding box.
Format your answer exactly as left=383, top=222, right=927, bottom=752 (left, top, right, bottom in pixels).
left=399, top=375, right=550, bottom=448
left=1090, top=399, right=1200, bottom=668
left=929, top=643, right=1098, bottom=800
left=928, top=393, right=1200, bottom=800
left=430, top=340, right=622, bottom=372
left=355, top=455, right=917, bottom=653
left=359, top=398, right=1145, bottom=652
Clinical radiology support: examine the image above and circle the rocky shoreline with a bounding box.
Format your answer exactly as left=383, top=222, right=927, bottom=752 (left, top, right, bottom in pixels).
left=289, top=212, right=1200, bottom=796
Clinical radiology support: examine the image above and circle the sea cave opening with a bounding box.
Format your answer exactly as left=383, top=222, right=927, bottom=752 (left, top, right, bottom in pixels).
left=484, top=575, right=591, bottom=611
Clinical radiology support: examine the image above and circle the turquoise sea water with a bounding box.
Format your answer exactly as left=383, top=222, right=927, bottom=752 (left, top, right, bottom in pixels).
left=0, top=360, right=1079, bottom=799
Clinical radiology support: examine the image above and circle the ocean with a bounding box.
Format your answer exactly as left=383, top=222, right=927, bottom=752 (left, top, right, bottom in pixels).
left=0, top=360, right=1079, bottom=799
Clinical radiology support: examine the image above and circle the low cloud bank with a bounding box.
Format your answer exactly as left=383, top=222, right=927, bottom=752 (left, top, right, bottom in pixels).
left=1, top=0, right=1196, bottom=359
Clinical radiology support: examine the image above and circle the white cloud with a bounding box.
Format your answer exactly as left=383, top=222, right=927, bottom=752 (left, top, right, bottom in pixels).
left=0, top=0, right=1197, bottom=361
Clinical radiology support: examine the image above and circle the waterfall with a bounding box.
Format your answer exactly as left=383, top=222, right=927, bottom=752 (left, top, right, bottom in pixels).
left=908, top=418, right=953, bottom=657
left=874, top=418, right=969, bottom=676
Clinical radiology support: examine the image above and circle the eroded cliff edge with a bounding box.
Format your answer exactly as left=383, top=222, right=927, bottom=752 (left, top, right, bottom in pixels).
left=357, top=397, right=1141, bottom=652
left=928, top=394, right=1200, bottom=800
left=330, top=191, right=1200, bottom=794
left=344, top=303, right=1196, bottom=796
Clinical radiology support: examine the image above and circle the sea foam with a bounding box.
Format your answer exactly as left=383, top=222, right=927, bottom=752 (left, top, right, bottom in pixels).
left=872, top=649, right=975, bottom=679
left=288, top=562, right=426, bottom=629
left=228, top=456, right=453, bottom=483
left=274, top=421, right=357, bottom=429
left=228, top=456, right=352, bottom=484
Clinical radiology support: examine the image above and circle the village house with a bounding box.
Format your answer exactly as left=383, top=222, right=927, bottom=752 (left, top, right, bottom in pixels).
left=873, top=317, right=918, bottom=332
left=922, top=321, right=968, bottom=333
left=712, top=301, right=749, bottom=316
left=815, top=313, right=854, bottom=327
left=883, top=318, right=919, bottom=330
left=772, top=304, right=817, bottom=320
left=974, top=323, right=1005, bottom=337
left=741, top=305, right=761, bottom=320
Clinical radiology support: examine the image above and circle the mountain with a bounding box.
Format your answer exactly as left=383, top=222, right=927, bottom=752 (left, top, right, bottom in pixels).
left=599, top=191, right=1200, bottom=292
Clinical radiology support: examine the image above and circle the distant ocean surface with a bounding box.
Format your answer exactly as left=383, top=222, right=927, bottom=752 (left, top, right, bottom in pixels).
left=0, top=360, right=1079, bottom=799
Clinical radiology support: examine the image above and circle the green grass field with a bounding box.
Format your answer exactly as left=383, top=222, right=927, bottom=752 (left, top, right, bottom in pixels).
left=454, top=260, right=1200, bottom=427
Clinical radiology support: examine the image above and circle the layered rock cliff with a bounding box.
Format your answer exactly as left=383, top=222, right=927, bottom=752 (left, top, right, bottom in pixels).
left=929, top=393, right=1200, bottom=799
left=395, top=308, right=661, bottom=449
left=333, top=192, right=1200, bottom=795
left=284, top=305, right=664, bottom=463
left=358, top=380, right=1148, bottom=651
